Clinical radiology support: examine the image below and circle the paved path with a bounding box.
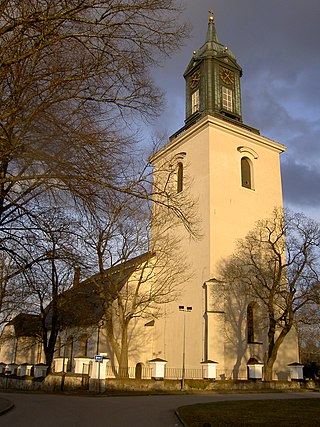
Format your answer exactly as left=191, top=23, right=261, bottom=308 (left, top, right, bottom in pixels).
left=0, top=391, right=319, bottom=427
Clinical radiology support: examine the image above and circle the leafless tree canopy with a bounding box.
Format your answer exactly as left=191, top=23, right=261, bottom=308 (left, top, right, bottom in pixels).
left=0, top=0, right=189, bottom=228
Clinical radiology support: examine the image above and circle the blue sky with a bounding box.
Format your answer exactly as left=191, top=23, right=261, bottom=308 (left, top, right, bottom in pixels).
left=149, top=0, right=320, bottom=220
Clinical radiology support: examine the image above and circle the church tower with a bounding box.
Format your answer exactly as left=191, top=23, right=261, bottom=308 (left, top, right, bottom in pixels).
left=151, top=13, right=299, bottom=379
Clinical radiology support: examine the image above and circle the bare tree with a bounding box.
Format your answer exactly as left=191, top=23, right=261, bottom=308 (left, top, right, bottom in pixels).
left=21, top=207, right=82, bottom=369
left=0, top=0, right=188, bottom=214
left=80, top=194, right=190, bottom=377
left=0, top=0, right=189, bottom=279
left=0, top=1, right=194, bottom=341
left=0, top=251, right=28, bottom=329
left=219, top=208, right=320, bottom=381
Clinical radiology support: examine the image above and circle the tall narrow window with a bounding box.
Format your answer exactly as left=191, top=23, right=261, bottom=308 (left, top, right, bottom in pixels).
left=79, top=335, right=88, bottom=357
left=177, top=162, right=183, bottom=193
left=191, top=89, right=199, bottom=114
left=222, top=86, right=233, bottom=111
left=247, top=303, right=254, bottom=343
left=241, top=157, right=252, bottom=189
left=66, top=336, right=74, bottom=372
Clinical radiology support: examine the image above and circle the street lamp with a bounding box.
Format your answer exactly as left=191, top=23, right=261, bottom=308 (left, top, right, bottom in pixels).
left=96, top=319, right=105, bottom=393
left=179, top=305, right=192, bottom=390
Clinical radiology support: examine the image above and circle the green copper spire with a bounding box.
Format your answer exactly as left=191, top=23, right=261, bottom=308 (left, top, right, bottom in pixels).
left=182, top=12, right=246, bottom=130
left=195, top=13, right=236, bottom=63
left=206, top=11, right=219, bottom=43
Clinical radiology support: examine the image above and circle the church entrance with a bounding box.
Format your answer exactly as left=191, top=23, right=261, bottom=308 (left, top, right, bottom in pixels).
left=135, top=363, right=143, bottom=379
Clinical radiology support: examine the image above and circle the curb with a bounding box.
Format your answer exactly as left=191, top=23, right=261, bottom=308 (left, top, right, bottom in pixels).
left=0, top=398, right=14, bottom=416
left=175, top=409, right=188, bottom=427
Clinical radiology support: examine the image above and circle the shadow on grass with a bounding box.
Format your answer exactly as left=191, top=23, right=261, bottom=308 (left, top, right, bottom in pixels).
left=177, top=399, right=320, bottom=426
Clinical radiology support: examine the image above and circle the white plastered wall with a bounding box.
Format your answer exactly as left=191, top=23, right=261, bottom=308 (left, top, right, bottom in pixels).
left=150, top=115, right=299, bottom=376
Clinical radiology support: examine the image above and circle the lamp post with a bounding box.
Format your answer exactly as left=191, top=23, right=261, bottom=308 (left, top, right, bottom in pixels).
left=179, top=305, right=192, bottom=390
left=96, top=320, right=104, bottom=355
left=96, top=319, right=104, bottom=393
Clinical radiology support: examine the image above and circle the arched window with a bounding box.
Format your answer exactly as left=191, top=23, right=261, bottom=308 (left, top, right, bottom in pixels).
left=247, top=303, right=254, bottom=343
left=177, top=162, right=183, bottom=193
left=241, top=157, right=252, bottom=189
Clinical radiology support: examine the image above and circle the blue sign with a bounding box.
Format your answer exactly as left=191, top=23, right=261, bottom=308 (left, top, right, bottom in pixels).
left=94, top=355, right=103, bottom=362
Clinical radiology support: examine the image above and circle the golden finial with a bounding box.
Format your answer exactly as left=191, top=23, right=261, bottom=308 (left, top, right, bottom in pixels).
left=208, top=9, right=215, bottom=22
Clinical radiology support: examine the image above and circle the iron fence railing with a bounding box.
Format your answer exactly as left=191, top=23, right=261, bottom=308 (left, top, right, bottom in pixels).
left=105, top=365, right=153, bottom=379
left=164, top=367, right=203, bottom=380
left=216, top=369, right=248, bottom=380
left=103, top=366, right=285, bottom=381
left=52, top=358, right=289, bottom=381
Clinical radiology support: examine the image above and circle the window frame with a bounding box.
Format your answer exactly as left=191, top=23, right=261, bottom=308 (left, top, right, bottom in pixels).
left=222, top=86, right=233, bottom=111
left=191, top=89, right=200, bottom=114
left=177, top=162, right=183, bottom=193
left=241, top=156, right=253, bottom=190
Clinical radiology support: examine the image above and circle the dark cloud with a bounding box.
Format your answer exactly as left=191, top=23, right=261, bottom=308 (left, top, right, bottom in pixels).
left=282, top=161, right=320, bottom=207
left=150, top=0, right=320, bottom=218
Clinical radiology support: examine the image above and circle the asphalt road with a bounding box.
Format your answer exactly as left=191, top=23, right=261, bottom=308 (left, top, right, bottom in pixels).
left=0, top=391, right=319, bottom=427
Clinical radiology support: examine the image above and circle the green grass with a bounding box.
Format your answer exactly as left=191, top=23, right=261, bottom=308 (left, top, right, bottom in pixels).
left=177, top=399, right=320, bottom=426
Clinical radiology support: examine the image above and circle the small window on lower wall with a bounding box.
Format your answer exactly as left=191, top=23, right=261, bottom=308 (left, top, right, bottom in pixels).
left=241, top=157, right=253, bottom=189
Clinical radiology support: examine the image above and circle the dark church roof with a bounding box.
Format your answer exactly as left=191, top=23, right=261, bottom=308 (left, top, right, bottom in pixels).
left=48, top=251, right=153, bottom=328
left=9, top=313, right=42, bottom=337
left=9, top=252, right=152, bottom=335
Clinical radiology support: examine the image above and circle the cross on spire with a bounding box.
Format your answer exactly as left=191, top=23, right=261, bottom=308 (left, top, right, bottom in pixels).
left=208, top=9, right=215, bottom=22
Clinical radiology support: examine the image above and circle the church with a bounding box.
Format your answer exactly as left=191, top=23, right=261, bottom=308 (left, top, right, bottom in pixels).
left=0, top=13, right=300, bottom=381
left=149, top=12, right=299, bottom=380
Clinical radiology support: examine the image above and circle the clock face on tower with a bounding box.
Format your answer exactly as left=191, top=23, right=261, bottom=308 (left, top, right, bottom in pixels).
left=190, top=70, right=200, bottom=89
left=220, top=68, right=234, bottom=85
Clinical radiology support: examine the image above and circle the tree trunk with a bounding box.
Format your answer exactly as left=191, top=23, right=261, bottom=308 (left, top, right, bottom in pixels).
left=264, top=324, right=292, bottom=381
left=44, top=329, right=58, bottom=371
left=118, top=324, right=129, bottom=378
left=264, top=355, right=276, bottom=381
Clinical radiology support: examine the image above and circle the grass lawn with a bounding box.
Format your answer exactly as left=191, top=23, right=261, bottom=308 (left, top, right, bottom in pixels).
left=177, top=398, right=320, bottom=426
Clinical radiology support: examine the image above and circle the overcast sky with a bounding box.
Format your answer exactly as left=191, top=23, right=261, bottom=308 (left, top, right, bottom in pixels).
left=150, top=0, right=320, bottom=220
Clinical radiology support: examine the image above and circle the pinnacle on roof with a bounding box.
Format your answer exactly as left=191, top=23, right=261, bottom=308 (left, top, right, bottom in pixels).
left=206, top=9, right=219, bottom=44
left=193, top=11, right=236, bottom=62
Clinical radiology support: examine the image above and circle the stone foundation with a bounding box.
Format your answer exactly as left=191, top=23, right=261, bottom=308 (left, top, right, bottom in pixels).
left=0, top=373, right=318, bottom=393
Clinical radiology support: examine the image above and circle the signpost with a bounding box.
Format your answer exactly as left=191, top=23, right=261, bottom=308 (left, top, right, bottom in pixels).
left=94, top=355, right=103, bottom=393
